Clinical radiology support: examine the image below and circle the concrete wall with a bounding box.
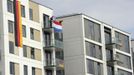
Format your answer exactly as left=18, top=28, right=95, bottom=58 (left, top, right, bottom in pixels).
left=58, top=15, right=86, bottom=75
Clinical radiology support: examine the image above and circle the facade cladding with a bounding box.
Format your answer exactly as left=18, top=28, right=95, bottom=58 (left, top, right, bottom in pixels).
left=57, top=14, right=133, bottom=75
left=0, top=0, right=64, bottom=75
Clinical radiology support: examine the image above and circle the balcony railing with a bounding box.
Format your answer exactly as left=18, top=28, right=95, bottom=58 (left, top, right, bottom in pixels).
left=56, top=58, right=64, bottom=68
left=55, top=40, right=63, bottom=49
left=45, top=59, right=55, bottom=68
left=42, top=24, right=53, bottom=33
left=43, top=39, right=63, bottom=49
left=44, top=58, right=64, bottom=69
left=105, top=37, right=122, bottom=50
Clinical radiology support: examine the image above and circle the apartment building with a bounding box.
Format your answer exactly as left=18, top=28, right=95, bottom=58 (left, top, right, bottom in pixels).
left=57, top=13, right=133, bottom=75
left=0, top=0, right=64, bottom=75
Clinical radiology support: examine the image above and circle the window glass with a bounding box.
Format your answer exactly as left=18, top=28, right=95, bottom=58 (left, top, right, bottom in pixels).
left=87, top=59, right=103, bottom=75
left=118, top=69, right=132, bottom=75
left=24, top=65, right=28, bottom=75
left=46, top=70, right=52, bottom=75
left=22, top=25, right=26, bottom=37
left=84, top=18, right=101, bottom=42
left=115, top=31, right=130, bottom=53
left=32, top=67, right=35, bottom=75
left=107, top=66, right=114, bottom=75
left=23, top=45, right=27, bottom=57
left=10, top=62, right=15, bottom=75
left=9, top=41, right=14, bottom=54
left=7, top=0, right=14, bottom=13
left=30, top=28, right=34, bottom=40
left=116, top=53, right=131, bottom=69
left=106, top=49, right=113, bottom=61
left=21, top=5, right=25, bottom=17
left=29, top=8, right=33, bottom=20
left=56, top=51, right=64, bottom=60
left=8, top=20, right=14, bottom=33
left=43, top=14, right=50, bottom=28
left=86, top=41, right=102, bottom=59
left=31, top=48, right=35, bottom=59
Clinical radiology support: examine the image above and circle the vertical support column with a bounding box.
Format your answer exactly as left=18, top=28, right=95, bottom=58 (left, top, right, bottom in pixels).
left=112, top=28, right=118, bottom=75
left=101, top=24, right=107, bottom=75
left=52, top=29, right=56, bottom=75
left=129, top=35, right=134, bottom=75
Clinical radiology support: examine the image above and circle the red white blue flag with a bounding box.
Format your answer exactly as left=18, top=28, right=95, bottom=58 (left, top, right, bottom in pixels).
left=53, top=21, right=62, bottom=32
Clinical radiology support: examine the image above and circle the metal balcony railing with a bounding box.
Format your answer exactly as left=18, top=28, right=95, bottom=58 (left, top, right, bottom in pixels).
left=43, top=39, right=63, bottom=49
left=44, top=58, right=64, bottom=68
left=45, top=59, right=55, bottom=67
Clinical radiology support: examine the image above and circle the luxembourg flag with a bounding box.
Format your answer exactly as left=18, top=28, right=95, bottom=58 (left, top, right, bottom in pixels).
left=53, top=21, right=62, bottom=32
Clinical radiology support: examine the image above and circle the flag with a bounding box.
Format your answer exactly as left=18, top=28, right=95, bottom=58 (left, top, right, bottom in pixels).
left=53, top=21, right=62, bottom=32
left=14, top=0, right=23, bottom=47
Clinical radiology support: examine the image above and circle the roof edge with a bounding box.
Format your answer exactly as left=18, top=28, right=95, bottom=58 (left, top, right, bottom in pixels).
left=57, top=13, right=131, bottom=34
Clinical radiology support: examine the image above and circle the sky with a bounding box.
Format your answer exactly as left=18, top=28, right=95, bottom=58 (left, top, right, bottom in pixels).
left=34, top=0, right=134, bottom=38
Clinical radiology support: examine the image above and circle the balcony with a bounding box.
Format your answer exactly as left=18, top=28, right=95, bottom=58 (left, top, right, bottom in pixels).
left=107, top=54, right=123, bottom=66
left=55, top=40, right=63, bottom=49
left=106, top=38, right=122, bottom=50
left=44, top=59, right=55, bottom=69
left=56, top=58, right=64, bottom=69
left=44, top=58, right=64, bottom=69
left=43, top=40, right=63, bottom=50
left=42, top=25, right=53, bottom=33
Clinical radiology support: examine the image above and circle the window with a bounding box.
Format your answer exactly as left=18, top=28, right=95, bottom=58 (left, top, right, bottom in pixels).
left=24, top=65, right=28, bottom=75
left=44, top=32, right=51, bottom=47
left=22, top=25, right=26, bottom=37
left=116, top=53, right=131, bottom=69
left=115, top=31, right=130, bottom=53
left=56, top=51, right=64, bottom=59
left=56, top=70, right=64, bottom=75
left=104, top=27, right=111, bottom=44
left=32, top=67, right=35, bottom=75
left=45, top=51, right=52, bottom=66
left=86, top=41, right=102, bottom=59
left=9, top=41, right=14, bottom=54
left=30, top=28, right=40, bottom=41
left=23, top=45, right=27, bottom=57
left=29, top=8, right=33, bottom=20
left=118, top=69, right=132, bottom=75
left=46, top=70, right=52, bottom=75
left=43, top=14, right=50, bottom=28
left=55, top=32, right=63, bottom=41
left=21, top=5, right=25, bottom=17
left=87, top=59, right=103, bottom=75
left=106, top=49, right=113, bottom=61
left=7, top=0, right=14, bottom=13
left=30, top=28, right=34, bottom=40
left=10, top=62, right=15, bottom=75
left=31, top=48, right=35, bottom=59
left=84, top=18, right=101, bottom=42
left=107, top=66, right=114, bottom=75
left=8, top=20, right=14, bottom=33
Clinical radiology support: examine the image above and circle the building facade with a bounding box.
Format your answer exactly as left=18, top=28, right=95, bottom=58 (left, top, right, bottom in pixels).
left=57, top=13, right=133, bottom=75
left=0, top=0, right=64, bottom=75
